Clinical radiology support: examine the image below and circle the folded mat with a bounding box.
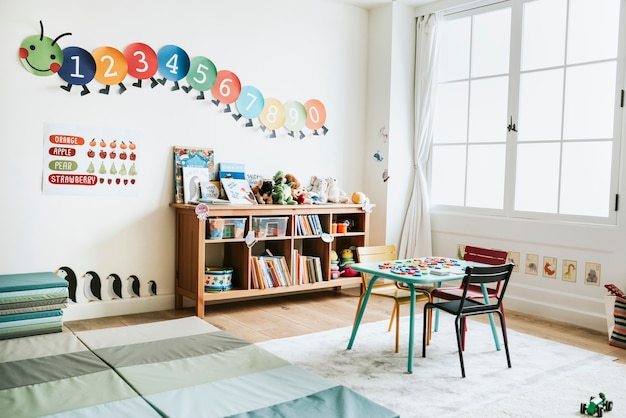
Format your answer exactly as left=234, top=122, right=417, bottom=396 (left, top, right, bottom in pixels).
left=0, top=331, right=161, bottom=418
left=0, top=309, right=64, bottom=340
left=76, top=316, right=398, bottom=418
left=0, top=272, right=68, bottom=292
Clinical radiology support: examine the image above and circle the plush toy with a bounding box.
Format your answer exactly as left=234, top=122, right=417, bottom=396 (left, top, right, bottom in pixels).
left=326, top=177, right=349, bottom=203
left=308, top=176, right=328, bottom=203
left=252, top=179, right=274, bottom=204
left=272, top=171, right=297, bottom=205
left=293, top=186, right=313, bottom=204
left=351, top=191, right=374, bottom=212
left=284, top=173, right=301, bottom=201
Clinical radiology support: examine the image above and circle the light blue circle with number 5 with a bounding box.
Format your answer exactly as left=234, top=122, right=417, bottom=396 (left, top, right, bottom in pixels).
left=236, top=85, right=265, bottom=119
left=283, top=101, right=307, bottom=131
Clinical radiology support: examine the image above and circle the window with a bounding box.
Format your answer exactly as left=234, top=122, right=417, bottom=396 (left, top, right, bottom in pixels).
left=430, top=0, right=623, bottom=224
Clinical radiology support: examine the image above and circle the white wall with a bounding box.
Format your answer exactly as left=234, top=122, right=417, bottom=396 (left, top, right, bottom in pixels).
left=0, top=0, right=369, bottom=319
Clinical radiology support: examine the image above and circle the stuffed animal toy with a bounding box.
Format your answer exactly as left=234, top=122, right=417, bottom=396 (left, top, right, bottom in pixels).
left=272, top=171, right=297, bottom=205
left=326, top=177, right=349, bottom=203
left=252, top=179, right=274, bottom=204
left=293, top=186, right=313, bottom=204
left=308, top=176, right=328, bottom=203
left=284, top=173, right=301, bottom=200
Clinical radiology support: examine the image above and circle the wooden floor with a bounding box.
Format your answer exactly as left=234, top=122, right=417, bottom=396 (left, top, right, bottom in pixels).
left=64, top=287, right=626, bottom=364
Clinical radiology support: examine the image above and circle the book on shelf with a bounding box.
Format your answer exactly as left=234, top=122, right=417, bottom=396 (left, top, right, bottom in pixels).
left=173, top=146, right=215, bottom=204
left=252, top=254, right=292, bottom=289
left=218, top=162, right=246, bottom=180
left=182, top=166, right=211, bottom=204
left=220, top=177, right=257, bottom=205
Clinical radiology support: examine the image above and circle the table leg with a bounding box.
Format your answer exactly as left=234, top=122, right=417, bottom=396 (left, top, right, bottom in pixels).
left=407, top=284, right=415, bottom=373
left=480, top=284, right=501, bottom=351
left=347, top=276, right=378, bottom=349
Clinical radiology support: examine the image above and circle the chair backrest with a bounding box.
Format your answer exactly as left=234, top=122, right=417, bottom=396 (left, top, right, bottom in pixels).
left=458, top=264, right=514, bottom=313
left=463, top=245, right=508, bottom=266
left=356, top=245, right=397, bottom=287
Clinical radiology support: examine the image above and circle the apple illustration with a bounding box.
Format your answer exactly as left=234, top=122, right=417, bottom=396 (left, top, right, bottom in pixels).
left=107, top=179, right=112, bottom=184
left=130, top=152, right=136, bottom=161
left=120, top=152, right=127, bottom=160
left=87, top=149, right=95, bottom=158
left=99, top=178, right=104, bottom=184
left=116, top=178, right=121, bottom=184
left=131, top=179, right=136, bottom=184
left=99, top=150, right=107, bottom=159
left=110, top=151, right=116, bottom=159
left=124, top=179, right=128, bottom=185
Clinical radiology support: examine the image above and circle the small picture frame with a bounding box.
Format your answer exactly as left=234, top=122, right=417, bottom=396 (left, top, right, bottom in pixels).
left=584, top=262, right=601, bottom=286
left=525, top=254, right=539, bottom=275
left=507, top=251, right=520, bottom=272
left=562, top=259, right=577, bottom=282
left=542, top=256, right=557, bottom=279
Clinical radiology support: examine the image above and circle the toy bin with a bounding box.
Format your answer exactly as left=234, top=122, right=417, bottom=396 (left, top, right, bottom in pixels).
left=207, top=217, right=247, bottom=240
left=204, top=267, right=233, bottom=291
left=252, top=216, right=289, bottom=238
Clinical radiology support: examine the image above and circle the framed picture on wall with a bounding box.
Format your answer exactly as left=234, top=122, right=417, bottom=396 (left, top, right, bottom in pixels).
left=525, top=254, right=539, bottom=275
left=508, top=251, right=520, bottom=272
left=562, top=260, right=577, bottom=282
left=542, top=256, right=557, bottom=279
left=584, top=262, right=601, bottom=286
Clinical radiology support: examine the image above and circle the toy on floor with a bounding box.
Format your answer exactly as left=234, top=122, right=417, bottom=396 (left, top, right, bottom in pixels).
left=580, top=392, right=613, bottom=417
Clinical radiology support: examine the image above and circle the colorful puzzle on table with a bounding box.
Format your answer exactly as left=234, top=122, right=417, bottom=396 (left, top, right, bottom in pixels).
left=377, top=257, right=462, bottom=277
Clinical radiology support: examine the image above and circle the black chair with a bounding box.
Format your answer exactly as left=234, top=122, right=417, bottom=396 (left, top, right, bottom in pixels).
left=422, top=263, right=514, bottom=378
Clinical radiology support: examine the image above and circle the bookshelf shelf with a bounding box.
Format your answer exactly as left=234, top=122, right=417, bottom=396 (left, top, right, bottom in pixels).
left=170, top=203, right=371, bottom=318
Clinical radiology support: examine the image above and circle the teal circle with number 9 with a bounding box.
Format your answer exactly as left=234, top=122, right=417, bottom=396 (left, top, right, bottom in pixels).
left=186, top=56, right=217, bottom=91
left=283, top=101, right=307, bottom=132
left=236, top=85, right=264, bottom=119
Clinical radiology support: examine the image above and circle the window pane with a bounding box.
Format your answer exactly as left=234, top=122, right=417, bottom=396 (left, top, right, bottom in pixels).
left=434, top=82, right=469, bottom=144
left=521, top=0, right=566, bottom=71
left=468, top=76, right=509, bottom=142
left=518, top=69, right=563, bottom=141
left=431, top=145, right=466, bottom=206
left=466, top=144, right=505, bottom=209
left=471, top=8, right=511, bottom=77
left=560, top=141, right=612, bottom=217
left=567, top=0, right=620, bottom=64
left=438, top=17, right=471, bottom=82
left=563, top=62, right=616, bottom=140
left=514, top=143, right=560, bottom=213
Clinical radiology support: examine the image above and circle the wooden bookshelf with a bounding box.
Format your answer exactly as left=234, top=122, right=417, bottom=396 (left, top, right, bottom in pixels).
left=170, top=203, right=371, bottom=317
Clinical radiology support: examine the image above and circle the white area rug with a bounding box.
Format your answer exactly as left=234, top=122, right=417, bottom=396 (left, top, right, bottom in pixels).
left=258, top=315, right=626, bottom=417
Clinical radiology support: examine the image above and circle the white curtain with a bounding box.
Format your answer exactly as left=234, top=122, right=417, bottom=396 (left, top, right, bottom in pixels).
left=398, top=13, right=440, bottom=259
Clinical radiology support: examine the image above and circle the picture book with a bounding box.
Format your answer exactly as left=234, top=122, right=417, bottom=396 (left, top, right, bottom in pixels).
left=182, top=166, right=211, bottom=204
left=173, top=147, right=215, bottom=204
left=220, top=177, right=257, bottom=205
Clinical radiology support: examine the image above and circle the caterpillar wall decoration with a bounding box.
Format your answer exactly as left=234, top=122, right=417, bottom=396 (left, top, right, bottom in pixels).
left=19, top=21, right=328, bottom=139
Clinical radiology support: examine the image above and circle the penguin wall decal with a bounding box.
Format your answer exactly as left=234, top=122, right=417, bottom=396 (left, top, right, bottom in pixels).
left=127, top=275, right=140, bottom=298
left=106, top=273, right=123, bottom=300
left=147, top=280, right=157, bottom=296
left=55, top=266, right=77, bottom=303
left=82, top=271, right=102, bottom=302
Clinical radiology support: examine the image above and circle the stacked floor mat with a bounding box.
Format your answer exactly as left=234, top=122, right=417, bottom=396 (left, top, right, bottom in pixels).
left=0, top=272, right=68, bottom=340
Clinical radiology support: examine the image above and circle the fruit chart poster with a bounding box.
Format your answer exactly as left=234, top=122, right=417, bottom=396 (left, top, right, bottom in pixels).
left=43, top=123, right=140, bottom=196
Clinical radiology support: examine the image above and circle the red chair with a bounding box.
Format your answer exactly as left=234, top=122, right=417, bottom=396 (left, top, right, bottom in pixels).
left=431, top=246, right=509, bottom=350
